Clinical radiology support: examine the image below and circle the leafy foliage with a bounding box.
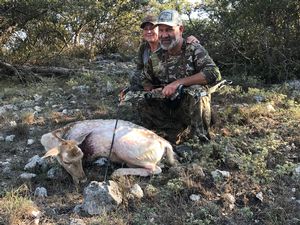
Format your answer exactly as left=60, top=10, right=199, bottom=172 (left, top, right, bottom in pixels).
left=185, top=0, right=300, bottom=83
left=1, top=0, right=145, bottom=63
left=1, top=0, right=299, bottom=79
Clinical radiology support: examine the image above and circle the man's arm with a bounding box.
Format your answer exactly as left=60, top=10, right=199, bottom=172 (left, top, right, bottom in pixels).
left=130, top=41, right=154, bottom=91
left=193, top=43, right=221, bottom=84
left=162, top=43, right=221, bottom=97
left=162, top=72, right=207, bottom=97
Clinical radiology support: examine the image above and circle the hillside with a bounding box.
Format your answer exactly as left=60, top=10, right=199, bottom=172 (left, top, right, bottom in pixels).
left=0, top=58, right=299, bottom=225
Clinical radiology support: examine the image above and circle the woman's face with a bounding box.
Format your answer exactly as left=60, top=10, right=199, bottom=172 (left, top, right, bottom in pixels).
left=143, top=23, right=159, bottom=43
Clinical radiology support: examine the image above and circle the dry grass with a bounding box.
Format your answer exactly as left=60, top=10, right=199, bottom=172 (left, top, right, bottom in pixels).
left=0, top=67, right=299, bottom=225
left=0, top=184, right=40, bottom=225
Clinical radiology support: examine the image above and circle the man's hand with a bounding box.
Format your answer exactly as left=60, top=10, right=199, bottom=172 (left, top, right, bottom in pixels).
left=119, top=87, right=129, bottom=102
left=162, top=82, right=180, bottom=97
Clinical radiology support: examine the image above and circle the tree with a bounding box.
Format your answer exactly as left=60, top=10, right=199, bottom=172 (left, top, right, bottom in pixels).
left=185, top=0, right=300, bottom=83
left=0, top=0, right=145, bottom=63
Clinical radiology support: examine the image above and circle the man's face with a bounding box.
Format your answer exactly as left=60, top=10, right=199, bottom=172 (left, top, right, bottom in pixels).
left=143, top=23, right=159, bottom=43
left=158, top=24, right=183, bottom=50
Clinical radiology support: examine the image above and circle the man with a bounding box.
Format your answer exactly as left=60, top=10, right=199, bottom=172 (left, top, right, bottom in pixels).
left=154, top=10, right=221, bottom=93
left=130, top=14, right=199, bottom=91
left=128, top=10, right=221, bottom=143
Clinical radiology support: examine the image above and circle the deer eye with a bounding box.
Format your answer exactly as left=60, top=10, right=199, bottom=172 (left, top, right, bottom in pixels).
left=63, top=161, right=72, bottom=165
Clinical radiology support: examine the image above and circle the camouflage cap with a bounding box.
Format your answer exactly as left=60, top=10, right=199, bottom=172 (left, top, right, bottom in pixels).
left=140, top=14, right=158, bottom=28
left=156, top=10, right=183, bottom=27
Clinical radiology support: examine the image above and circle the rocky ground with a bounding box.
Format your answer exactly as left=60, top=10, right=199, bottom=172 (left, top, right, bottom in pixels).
left=0, top=57, right=299, bottom=225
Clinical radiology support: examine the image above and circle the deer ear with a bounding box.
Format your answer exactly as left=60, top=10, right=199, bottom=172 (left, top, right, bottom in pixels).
left=42, top=147, right=59, bottom=158
left=74, top=133, right=91, bottom=145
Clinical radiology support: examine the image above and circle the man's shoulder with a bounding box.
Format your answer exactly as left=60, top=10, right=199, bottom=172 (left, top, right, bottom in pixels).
left=185, top=41, right=208, bottom=57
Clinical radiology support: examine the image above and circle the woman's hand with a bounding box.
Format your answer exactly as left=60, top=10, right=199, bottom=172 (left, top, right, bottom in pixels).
left=186, top=35, right=200, bottom=44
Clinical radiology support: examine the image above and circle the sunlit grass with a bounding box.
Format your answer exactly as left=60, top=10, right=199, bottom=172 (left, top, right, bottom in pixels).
left=0, top=184, right=39, bottom=225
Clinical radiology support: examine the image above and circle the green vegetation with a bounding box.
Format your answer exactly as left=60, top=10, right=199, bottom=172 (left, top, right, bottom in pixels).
left=1, top=0, right=299, bottom=82
left=0, top=0, right=299, bottom=224
left=2, top=70, right=298, bottom=224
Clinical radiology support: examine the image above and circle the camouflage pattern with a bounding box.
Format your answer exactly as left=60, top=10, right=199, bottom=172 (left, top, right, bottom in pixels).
left=136, top=88, right=211, bottom=143
left=123, top=85, right=209, bottom=103
left=156, top=10, right=183, bottom=27
left=128, top=39, right=221, bottom=143
left=129, top=41, right=162, bottom=91
left=142, top=41, right=221, bottom=85
left=123, top=89, right=165, bottom=102
left=123, top=85, right=212, bottom=143
left=131, top=40, right=221, bottom=89
left=129, top=43, right=144, bottom=91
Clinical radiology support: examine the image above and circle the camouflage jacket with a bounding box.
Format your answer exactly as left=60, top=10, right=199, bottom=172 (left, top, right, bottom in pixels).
left=130, top=41, right=162, bottom=90
left=130, top=39, right=221, bottom=90
left=157, top=40, right=221, bottom=85
left=122, top=84, right=209, bottom=103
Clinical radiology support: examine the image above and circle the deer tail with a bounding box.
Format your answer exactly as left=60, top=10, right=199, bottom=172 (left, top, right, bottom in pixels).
left=165, top=143, right=176, bottom=166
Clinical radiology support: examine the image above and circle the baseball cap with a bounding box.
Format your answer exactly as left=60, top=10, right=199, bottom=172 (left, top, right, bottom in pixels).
left=140, top=14, right=158, bottom=28
left=156, top=10, right=183, bottom=27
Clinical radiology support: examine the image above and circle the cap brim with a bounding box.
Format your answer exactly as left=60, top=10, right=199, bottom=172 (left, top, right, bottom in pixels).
left=140, top=22, right=157, bottom=29
left=155, top=22, right=178, bottom=27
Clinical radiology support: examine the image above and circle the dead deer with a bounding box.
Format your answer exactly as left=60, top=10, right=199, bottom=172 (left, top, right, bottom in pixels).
left=41, top=119, right=175, bottom=184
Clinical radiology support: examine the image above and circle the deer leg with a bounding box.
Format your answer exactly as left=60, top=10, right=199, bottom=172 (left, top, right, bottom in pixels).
left=111, top=165, right=162, bottom=178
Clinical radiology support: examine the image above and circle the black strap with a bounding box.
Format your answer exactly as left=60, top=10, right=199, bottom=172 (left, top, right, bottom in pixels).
left=103, top=119, right=119, bottom=183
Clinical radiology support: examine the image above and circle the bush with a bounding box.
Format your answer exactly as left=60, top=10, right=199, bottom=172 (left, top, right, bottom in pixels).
left=185, top=0, right=300, bottom=84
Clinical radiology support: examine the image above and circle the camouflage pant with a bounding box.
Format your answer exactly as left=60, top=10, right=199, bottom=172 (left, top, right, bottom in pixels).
left=136, top=87, right=211, bottom=143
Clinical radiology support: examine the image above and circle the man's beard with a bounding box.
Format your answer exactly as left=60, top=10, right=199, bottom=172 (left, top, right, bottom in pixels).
left=160, top=36, right=179, bottom=50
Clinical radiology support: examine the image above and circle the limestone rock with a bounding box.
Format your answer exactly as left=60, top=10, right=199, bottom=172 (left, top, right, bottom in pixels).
left=34, top=187, right=48, bottom=199
left=130, top=184, right=144, bottom=199
left=81, top=180, right=122, bottom=215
